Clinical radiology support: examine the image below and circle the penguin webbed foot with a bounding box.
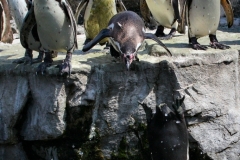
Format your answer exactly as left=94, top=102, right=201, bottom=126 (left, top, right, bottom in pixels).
left=57, top=52, right=72, bottom=76
left=12, top=56, right=32, bottom=64
left=192, top=43, right=208, bottom=50
left=158, top=34, right=173, bottom=40
left=36, top=52, right=53, bottom=75
left=12, top=49, right=33, bottom=64
left=31, top=51, right=44, bottom=64
left=156, top=28, right=176, bottom=40
left=210, top=42, right=230, bottom=50
left=209, top=34, right=230, bottom=50
left=190, top=37, right=208, bottom=50
left=36, top=62, right=52, bottom=75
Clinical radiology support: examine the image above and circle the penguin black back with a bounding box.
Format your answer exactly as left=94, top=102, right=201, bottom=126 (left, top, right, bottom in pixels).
left=139, top=96, right=189, bottom=160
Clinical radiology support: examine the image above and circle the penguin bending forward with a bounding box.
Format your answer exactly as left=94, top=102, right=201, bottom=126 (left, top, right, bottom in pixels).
left=181, top=0, right=234, bottom=50
left=20, top=0, right=78, bottom=75
left=82, top=11, right=172, bottom=70
left=139, top=96, right=189, bottom=160
left=75, top=0, right=126, bottom=45
left=142, top=0, right=185, bottom=39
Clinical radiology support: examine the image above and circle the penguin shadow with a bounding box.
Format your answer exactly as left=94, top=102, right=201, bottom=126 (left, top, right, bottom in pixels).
left=162, top=42, right=190, bottom=49
left=0, top=55, right=17, bottom=62
left=76, top=50, right=114, bottom=66
left=132, top=60, right=212, bottom=160
left=73, top=48, right=104, bottom=55
left=219, top=40, right=240, bottom=46
left=133, top=60, right=191, bottom=159
left=218, top=26, right=240, bottom=33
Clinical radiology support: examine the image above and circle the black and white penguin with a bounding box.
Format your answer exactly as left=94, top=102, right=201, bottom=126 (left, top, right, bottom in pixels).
left=0, top=0, right=13, bottom=43
left=142, top=0, right=185, bottom=39
left=82, top=11, right=172, bottom=70
left=75, top=0, right=126, bottom=45
left=20, top=0, right=78, bottom=75
left=139, top=96, right=189, bottom=160
left=182, top=0, right=234, bottom=50
left=9, top=0, right=57, bottom=65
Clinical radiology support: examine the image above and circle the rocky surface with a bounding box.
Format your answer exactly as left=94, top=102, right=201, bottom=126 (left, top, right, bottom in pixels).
left=0, top=21, right=240, bottom=160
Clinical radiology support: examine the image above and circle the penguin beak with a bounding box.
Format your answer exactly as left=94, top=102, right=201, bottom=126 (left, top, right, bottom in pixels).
left=124, top=54, right=134, bottom=71
left=126, top=60, right=131, bottom=70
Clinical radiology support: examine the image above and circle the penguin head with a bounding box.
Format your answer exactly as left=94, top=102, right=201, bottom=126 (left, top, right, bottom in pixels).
left=120, top=41, right=140, bottom=70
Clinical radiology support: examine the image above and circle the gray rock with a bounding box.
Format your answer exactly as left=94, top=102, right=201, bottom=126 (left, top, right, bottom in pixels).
left=0, top=75, right=29, bottom=144
left=0, top=143, right=28, bottom=160
left=20, top=75, right=67, bottom=140
left=0, top=25, right=239, bottom=159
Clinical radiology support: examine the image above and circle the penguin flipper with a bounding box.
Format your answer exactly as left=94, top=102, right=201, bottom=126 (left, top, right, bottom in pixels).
left=82, top=29, right=111, bottom=52
left=116, top=0, right=127, bottom=12
left=140, top=0, right=158, bottom=30
left=20, top=4, right=37, bottom=49
left=177, top=0, right=187, bottom=34
left=139, top=0, right=151, bottom=23
left=172, top=96, right=186, bottom=123
left=62, top=0, right=78, bottom=50
left=221, top=0, right=234, bottom=28
left=144, top=33, right=172, bottom=56
left=75, top=0, right=88, bottom=21
left=171, top=0, right=181, bottom=25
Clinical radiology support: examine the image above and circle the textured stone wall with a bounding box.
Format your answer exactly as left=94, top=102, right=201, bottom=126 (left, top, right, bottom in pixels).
left=0, top=41, right=240, bottom=159
left=0, top=1, right=240, bottom=159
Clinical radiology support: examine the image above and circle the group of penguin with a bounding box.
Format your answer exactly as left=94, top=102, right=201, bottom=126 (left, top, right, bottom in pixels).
left=4, top=0, right=234, bottom=159
left=6, top=0, right=234, bottom=75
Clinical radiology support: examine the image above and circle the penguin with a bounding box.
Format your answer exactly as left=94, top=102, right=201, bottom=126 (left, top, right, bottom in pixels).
left=82, top=11, right=172, bottom=70
left=142, top=0, right=186, bottom=39
left=20, top=0, right=78, bottom=75
left=0, top=0, right=13, bottom=43
left=139, top=96, right=189, bottom=160
left=182, top=0, right=234, bottom=50
left=75, top=0, right=126, bottom=45
left=9, top=0, right=57, bottom=64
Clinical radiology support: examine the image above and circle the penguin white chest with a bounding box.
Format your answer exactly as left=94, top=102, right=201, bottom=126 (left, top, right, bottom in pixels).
left=146, top=0, right=175, bottom=28
left=34, top=0, right=74, bottom=52
left=188, top=0, right=221, bottom=37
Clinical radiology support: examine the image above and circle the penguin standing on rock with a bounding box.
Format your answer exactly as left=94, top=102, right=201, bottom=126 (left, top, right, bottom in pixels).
left=182, top=0, right=234, bottom=50
left=75, top=0, right=126, bottom=45
left=20, top=0, right=78, bottom=75
left=142, top=0, right=185, bottom=39
left=9, top=0, right=58, bottom=64
left=82, top=11, right=172, bottom=70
